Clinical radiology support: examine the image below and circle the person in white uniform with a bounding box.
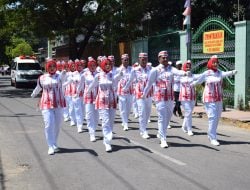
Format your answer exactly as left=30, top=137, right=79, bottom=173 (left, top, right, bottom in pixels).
left=179, top=60, right=201, bottom=136
left=191, top=55, right=237, bottom=146
left=143, top=51, right=188, bottom=148
left=87, top=58, right=123, bottom=152
left=78, top=59, right=99, bottom=142
left=31, top=59, right=66, bottom=155
left=117, top=54, right=133, bottom=131
left=124, top=53, right=153, bottom=139
left=173, top=60, right=184, bottom=118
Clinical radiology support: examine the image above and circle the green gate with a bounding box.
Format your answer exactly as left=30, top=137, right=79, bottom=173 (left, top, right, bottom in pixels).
left=191, top=16, right=235, bottom=108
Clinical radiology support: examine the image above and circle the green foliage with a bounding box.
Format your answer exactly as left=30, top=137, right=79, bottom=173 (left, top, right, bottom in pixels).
left=11, top=42, right=33, bottom=58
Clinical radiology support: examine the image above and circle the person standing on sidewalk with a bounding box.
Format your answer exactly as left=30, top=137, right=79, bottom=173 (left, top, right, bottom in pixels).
left=143, top=51, right=189, bottom=148
left=87, top=58, right=123, bottom=152
left=173, top=60, right=184, bottom=118
left=31, top=59, right=66, bottom=155
left=191, top=55, right=237, bottom=146
left=179, top=60, right=201, bottom=136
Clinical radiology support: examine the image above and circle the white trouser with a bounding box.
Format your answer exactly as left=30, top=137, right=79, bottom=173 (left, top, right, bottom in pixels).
left=137, top=98, right=152, bottom=134
left=85, top=103, right=99, bottom=135
left=69, top=96, right=83, bottom=128
left=132, top=95, right=138, bottom=116
left=181, top=101, right=195, bottom=131
left=156, top=101, right=174, bottom=141
left=118, top=94, right=133, bottom=125
left=63, top=96, right=70, bottom=120
left=99, top=109, right=116, bottom=145
left=204, top=102, right=222, bottom=140
left=41, top=108, right=63, bottom=148
left=80, top=97, right=85, bottom=121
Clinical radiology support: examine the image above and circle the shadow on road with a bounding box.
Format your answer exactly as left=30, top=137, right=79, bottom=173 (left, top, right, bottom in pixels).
left=0, top=152, right=6, bottom=190
left=56, top=147, right=98, bottom=156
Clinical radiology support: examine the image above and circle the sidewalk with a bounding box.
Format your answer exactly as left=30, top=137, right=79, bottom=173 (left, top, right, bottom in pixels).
left=193, top=104, right=250, bottom=123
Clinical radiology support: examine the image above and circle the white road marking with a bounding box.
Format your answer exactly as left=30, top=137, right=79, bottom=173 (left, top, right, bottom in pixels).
left=119, top=136, right=187, bottom=166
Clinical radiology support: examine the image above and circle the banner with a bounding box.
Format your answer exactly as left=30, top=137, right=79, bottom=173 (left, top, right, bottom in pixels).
left=203, top=30, right=224, bottom=54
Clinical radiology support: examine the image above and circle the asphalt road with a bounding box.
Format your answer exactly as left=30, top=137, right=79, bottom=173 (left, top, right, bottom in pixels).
left=0, top=76, right=250, bottom=190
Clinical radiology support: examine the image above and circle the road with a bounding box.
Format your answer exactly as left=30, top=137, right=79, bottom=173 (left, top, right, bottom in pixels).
left=0, top=75, right=250, bottom=190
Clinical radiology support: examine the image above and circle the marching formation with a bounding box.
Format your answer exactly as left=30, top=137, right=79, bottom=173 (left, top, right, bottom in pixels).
left=31, top=51, right=237, bottom=155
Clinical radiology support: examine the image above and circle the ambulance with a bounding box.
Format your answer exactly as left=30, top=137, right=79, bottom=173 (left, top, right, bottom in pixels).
left=10, top=55, right=43, bottom=88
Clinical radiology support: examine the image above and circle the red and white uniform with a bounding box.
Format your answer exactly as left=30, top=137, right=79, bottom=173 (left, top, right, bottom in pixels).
left=144, top=63, right=186, bottom=141
left=87, top=69, right=122, bottom=145
left=192, top=69, right=236, bottom=140
left=179, top=74, right=200, bottom=132
left=31, top=72, right=66, bottom=149
left=64, top=71, right=83, bottom=131
left=117, top=65, right=133, bottom=128
left=124, top=65, right=153, bottom=135
left=79, top=70, right=99, bottom=137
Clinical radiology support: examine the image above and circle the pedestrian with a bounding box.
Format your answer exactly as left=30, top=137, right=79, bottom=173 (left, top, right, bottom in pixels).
left=124, top=53, right=153, bottom=139
left=173, top=60, right=184, bottom=118
left=31, top=59, right=66, bottom=155
left=179, top=60, right=201, bottom=136
left=191, top=55, right=237, bottom=146
left=87, top=58, right=123, bottom=152
left=117, top=54, right=133, bottom=131
left=78, top=59, right=99, bottom=142
left=143, top=51, right=189, bottom=148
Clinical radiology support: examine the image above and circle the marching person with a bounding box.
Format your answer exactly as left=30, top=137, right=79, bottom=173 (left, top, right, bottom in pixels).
left=173, top=60, right=184, bottom=118
left=31, top=59, right=66, bottom=155
left=63, top=60, right=84, bottom=133
left=117, top=54, right=133, bottom=131
left=87, top=58, right=123, bottom=152
left=124, top=53, right=153, bottom=139
left=191, top=55, right=237, bottom=146
left=143, top=51, right=188, bottom=148
left=179, top=60, right=201, bottom=136
left=62, top=60, right=71, bottom=122
left=78, top=59, right=99, bottom=142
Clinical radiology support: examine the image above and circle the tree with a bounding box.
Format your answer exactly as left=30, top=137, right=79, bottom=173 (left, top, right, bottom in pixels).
left=8, top=40, right=33, bottom=58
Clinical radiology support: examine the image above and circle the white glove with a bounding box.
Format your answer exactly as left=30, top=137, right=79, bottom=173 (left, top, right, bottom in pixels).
left=31, top=92, right=36, bottom=98
left=185, top=71, right=191, bottom=76
left=232, top=70, right=237, bottom=75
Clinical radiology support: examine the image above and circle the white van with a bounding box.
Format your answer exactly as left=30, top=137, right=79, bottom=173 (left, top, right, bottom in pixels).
left=11, top=56, right=43, bottom=88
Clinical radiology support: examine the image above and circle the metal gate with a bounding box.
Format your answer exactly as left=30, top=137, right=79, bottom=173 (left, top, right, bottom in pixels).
left=191, top=16, right=235, bottom=107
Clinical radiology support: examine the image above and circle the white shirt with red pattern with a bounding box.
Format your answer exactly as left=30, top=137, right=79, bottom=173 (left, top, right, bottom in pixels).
left=31, top=73, right=66, bottom=110
left=179, top=74, right=200, bottom=101
left=87, top=70, right=122, bottom=109
left=64, top=71, right=83, bottom=97
left=192, top=70, right=235, bottom=103
left=124, top=65, right=153, bottom=99
left=117, top=65, right=133, bottom=96
left=79, top=70, right=98, bottom=104
left=144, top=64, right=186, bottom=102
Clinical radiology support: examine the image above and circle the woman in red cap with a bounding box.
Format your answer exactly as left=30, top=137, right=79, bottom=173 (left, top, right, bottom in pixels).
left=78, top=59, right=99, bottom=142
left=87, top=58, right=123, bottom=152
left=191, top=55, right=237, bottom=146
left=31, top=59, right=66, bottom=155
left=63, top=60, right=84, bottom=133
left=179, top=60, right=201, bottom=136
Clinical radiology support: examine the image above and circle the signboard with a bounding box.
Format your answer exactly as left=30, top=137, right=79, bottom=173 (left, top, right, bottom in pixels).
left=203, top=30, right=224, bottom=54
